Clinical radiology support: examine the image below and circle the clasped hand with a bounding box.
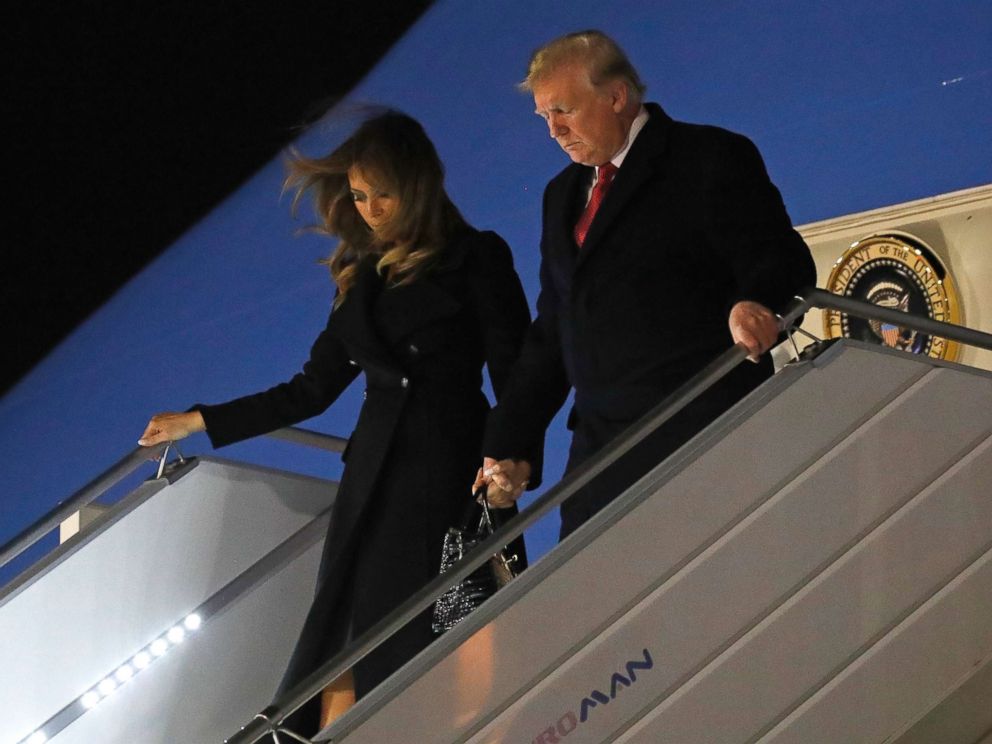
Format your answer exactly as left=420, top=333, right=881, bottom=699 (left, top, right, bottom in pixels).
left=473, top=456, right=532, bottom=508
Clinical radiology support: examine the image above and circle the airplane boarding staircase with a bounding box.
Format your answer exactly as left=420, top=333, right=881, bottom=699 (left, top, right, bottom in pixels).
left=3, top=290, right=992, bottom=744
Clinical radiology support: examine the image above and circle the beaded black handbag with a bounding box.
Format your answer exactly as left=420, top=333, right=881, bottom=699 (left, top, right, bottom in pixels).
left=431, top=489, right=519, bottom=633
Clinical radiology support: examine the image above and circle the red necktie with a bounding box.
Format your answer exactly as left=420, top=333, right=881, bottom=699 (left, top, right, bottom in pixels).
left=574, top=162, right=618, bottom=247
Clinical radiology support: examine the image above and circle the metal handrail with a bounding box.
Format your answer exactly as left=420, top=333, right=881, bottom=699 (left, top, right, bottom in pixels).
left=224, top=286, right=992, bottom=744
left=0, top=427, right=347, bottom=570
left=779, top=287, right=992, bottom=352
left=265, top=427, right=348, bottom=453
left=0, top=443, right=170, bottom=570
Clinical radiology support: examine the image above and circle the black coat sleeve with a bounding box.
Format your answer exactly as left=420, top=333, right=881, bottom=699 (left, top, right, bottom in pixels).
left=703, top=133, right=816, bottom=316
left=194, top=309, right=360, bottom=448
left=466, top=231, right=531, bottom=397
left=481, top=191, right=572, bottom=488
left=466, top=230, right=553, bottom=483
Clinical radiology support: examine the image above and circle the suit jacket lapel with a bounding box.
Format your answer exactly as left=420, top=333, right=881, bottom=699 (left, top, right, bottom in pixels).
left=549, top=164, right=590, bottom=274
left=330, top=256, right=399, bottom=371
left=576, top=104, right=673, bottom=269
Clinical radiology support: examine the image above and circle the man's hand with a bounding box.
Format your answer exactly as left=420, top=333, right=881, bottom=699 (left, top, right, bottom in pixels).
left=473, top=456, right=532, bottom=508
left=729, top=300, right=780, bottom=362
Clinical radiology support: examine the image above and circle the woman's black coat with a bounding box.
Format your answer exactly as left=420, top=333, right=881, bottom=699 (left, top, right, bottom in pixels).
left=195, top=228, right=530, bottom=723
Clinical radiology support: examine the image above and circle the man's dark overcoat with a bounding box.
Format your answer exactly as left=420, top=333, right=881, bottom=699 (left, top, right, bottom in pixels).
left=195, top=228, right=530, bottom=725
left=484, top=104, right=816, bottom=537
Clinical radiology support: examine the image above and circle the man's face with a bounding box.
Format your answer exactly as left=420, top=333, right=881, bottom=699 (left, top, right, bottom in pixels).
left=531, top=63, right=628, bottom=166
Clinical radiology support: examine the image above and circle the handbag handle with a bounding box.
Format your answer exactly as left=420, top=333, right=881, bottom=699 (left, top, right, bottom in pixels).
left=477, top=488, right=495, bottom=533
left=455, top=486, right=494, bottom=532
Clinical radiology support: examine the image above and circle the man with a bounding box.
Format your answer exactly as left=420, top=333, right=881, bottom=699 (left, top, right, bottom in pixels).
left=478, top=30, right=816, bottom=539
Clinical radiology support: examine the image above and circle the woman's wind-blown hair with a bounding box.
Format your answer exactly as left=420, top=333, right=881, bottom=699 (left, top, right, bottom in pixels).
left=285, top=110, right=467, bottom=305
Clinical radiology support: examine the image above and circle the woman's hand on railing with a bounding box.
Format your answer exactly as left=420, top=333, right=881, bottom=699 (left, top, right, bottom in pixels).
left=138, top=410, right=206, bottom=447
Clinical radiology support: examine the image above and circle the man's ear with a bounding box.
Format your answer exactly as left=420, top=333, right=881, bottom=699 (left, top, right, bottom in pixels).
left=610, top=79, right=629, bottom=112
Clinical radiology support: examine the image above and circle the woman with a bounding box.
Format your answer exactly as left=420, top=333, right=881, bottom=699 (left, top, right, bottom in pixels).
left=138, top=111, right=531, bottom=732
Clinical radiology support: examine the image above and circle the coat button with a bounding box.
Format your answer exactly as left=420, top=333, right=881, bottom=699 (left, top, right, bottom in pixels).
left=349, top=359, right=359, bottom=367
left=362, top=390, right=368, bottom=400
left=408, top=343, right=419, bottom=355
left=400, top=377, right=409, bottom=388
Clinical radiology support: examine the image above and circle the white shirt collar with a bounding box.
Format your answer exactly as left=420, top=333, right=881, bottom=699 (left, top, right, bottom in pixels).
left=595, top=105, right=649, bottom=180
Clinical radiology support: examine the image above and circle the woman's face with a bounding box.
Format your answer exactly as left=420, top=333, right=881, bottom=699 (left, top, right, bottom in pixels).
left=348, top=166, right=399, bottom=233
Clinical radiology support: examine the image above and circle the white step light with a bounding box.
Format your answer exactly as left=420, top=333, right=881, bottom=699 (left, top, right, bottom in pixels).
left=71, top=606, right=206, bottom=722
left=114, top=664, right=134, bottom=683
left=167, top=625, right=186, bottom=644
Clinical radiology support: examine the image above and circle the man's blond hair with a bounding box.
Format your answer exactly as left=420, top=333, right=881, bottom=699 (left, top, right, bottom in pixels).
left=519, top=30, right=646, bottom=103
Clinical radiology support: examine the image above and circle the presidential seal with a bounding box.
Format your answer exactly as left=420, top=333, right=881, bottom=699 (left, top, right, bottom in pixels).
left=823, top=233, right=962, bottom=361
